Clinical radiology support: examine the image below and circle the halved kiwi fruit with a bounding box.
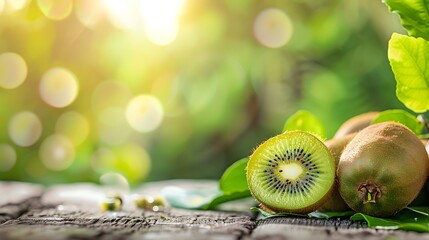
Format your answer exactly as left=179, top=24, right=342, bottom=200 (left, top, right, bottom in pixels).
left=338, top=122, right=429, bottom=217
left=246, top=131, right=336, bottom=213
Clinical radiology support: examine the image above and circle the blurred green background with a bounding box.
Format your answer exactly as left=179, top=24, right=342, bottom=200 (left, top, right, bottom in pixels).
left=0, top=0, right=408, bottom=186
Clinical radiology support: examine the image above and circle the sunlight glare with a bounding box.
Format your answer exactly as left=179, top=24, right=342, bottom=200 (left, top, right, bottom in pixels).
left=102, top=0, right=139, bottom=30
left=139, top=0, right=186, bottom=45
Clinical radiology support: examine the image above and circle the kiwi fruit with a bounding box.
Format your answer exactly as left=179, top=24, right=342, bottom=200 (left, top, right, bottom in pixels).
left=338, top=122, right=429, bottom=217
left=246, top=131, right=336, bottom=213
left=318, top=133, right=356, bottom=212
left=334, top=112, right=379, bottom=138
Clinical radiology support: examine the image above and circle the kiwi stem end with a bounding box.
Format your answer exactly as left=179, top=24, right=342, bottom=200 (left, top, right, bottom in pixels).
left=358, top=183, right=381, bottom=204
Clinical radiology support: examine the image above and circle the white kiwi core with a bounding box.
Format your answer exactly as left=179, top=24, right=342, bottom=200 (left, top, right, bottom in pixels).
left=279, top=163, right=305, bottom=181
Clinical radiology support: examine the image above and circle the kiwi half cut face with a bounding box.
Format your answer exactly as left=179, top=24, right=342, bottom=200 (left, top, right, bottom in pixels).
left=247, top=131, right=335, bottom=213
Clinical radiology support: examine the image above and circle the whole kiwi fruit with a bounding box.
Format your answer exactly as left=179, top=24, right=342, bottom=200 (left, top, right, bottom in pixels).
left=338, top=122, right=429, bottom=217
left=246, top=131, right=336, bottom=213
left=334, top=112, right=379, bottom=138
left=318, top=133, right=356, bottom=212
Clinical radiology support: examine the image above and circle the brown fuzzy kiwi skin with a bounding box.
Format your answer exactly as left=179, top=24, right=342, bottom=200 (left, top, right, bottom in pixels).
left=246, top=131, right=335, bottom=214
left=334, top=112, right=379, bottom=139
left=318, top=133, right=356, bottom=212
left=338, top=122, right=429, bottom=217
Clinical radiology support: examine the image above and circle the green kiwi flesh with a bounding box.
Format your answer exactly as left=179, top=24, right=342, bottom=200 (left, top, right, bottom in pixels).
left=318, top=134, right=356, bottom=212
left=334, top=112, right=379, bottom=138
left=338, top=122, right=429, bottom=217
left=247, top=131, right=336, bottom=213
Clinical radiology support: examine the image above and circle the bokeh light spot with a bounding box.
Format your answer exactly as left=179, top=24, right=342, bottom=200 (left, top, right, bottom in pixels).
left=0, top=0, right=5, bottom=15
left=39, top=67, right=79, bottom=108
left=8, top=111, right=43, bottom=147
left=98, top=107, right=131, bottom=146
left=91, top=147, right=116, bottom=173
left=253, top=8, right=293, bottom=48
left=0, top=52, right=27, bottom=89
left=92, top=80, right=132, bottom=112
left=8, top=0, right=28, bottom=10
left=92, top=144, right=151, bottom=184
left=39, top=134, right=75, bottom=171
left=113, top=142, right=151, bottom=183
left=37, top=0, right=73, bottom=21
left=100, top=172, right=130, bottom=192
left=102, top=0, right=139, bottom=30
left=0, top=144, right=16, bottom=172
left=75, top=0, right=104, bottom=29
left=126, top=95, right=164, bottom=133
left=92, top=81, right=132, bottom=146
left=55, top=111, right=90, bottom=146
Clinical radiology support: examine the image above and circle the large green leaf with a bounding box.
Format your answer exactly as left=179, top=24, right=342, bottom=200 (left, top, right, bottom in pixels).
left=384, top=0, right=429, bottom=40
left=252, top=206, right=429, bottom=232
left=371, top=109, right=423, bottom=134
left=388, top=33, right=429, bottom=113
left=219, top=158, right=249, bottom=193
left=283, top=110, right=326, bottom=139
left=351, top=207, right=429, bottom=232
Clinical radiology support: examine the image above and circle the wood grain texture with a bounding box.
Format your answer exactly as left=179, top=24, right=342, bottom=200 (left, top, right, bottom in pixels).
left=0, top=182, right=43, bottom=224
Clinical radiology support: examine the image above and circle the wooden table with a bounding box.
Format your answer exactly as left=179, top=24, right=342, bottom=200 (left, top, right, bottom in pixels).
left=0, top=181, right=427, bottom=240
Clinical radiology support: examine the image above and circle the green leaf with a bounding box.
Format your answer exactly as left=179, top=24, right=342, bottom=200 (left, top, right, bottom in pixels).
left=384, top=0, right=429, bottom=40
left=371, top=109, right=423, bottom=134
left=350, top=207, right=429, bottom=232
left=219, top=158, right=249, bottom=193
left=204, top=190, right=251, bottom=210
left=251, top=207, right=355, bottom=220
left=388, top=33, right=429, bottom=113
left=283, top=110, right=326, bottom=139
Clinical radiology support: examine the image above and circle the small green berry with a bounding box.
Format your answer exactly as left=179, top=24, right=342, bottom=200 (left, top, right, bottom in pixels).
left=100, top=196, right=122, bottom=212
left=135, top=195, right=166, bottom=211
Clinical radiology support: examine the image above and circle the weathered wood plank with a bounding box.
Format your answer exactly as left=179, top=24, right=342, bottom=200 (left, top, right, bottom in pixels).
left=2, top=181, right=429, bottom=240
left=0, top=207, right=255, bottom=240
left=0, top=182, right=43, bottom=223
left=0, top=183, right=255, bottom=240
